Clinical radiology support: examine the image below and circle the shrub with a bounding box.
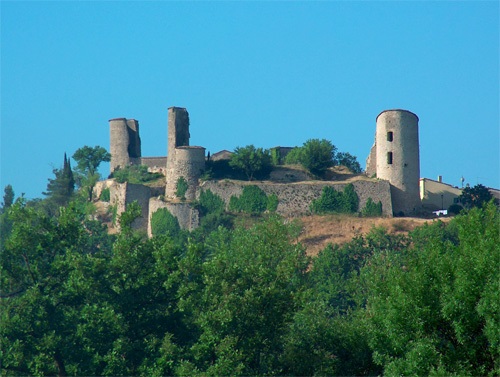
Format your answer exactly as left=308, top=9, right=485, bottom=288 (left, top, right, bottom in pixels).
left=361, top=197, right=383, bottom=217
left=175, top=176, right=188, bottom=200
left=448, top=203, right=463, bottom=215
left=310, top=184, right=359, bottom=214
left=267, top=194, right=279, bottom=212
left=100, top=187, right=110, bottom=202
left=284, top=147, right=304, bottom=165
left=113, top=165, right=163, bottom=184
left=334, top=152, right=362, bottom=173
left=151, top=208, right=180, bottom=237
left=229, top=145, right=273, bottom=181
left=229, top=185, right=268, bottom=215
left=198, top=189, right=226, bottom=216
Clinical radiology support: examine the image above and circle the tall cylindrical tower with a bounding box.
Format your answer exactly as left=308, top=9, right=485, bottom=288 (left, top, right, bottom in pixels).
left=375, top=109, right=420, bottom=215
left=126, top=119, right=141, bottom=159
left=109, top=118, right=130, bottom=172
left=166, top=146, right=206, bottom=201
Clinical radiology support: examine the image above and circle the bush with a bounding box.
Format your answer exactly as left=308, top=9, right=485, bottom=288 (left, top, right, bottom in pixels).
left=229, top=145, right=273, bottom=181
left=99, top=187, right=110, bottom=202
left=284, top=147, right=304, bottom=165
left=150, top=208, right=180, bottom=237
left=113, top=165, right=163, bottom=184
left=175, top=176, right=188, bottom=200
left=334, top=152, right=362, bottom=173
left=229, top=185, right=272, bottom=215
left=267, top=194, right=279, bottom=212
left=310, top=184, right=359, bottom=214
left=448, top=203, right=463, bottom=215
left=361, top=197, right=383, bottom=217
left=198, top=189, right=226, bottom=216
left=285, top=139, right=336, bottom=177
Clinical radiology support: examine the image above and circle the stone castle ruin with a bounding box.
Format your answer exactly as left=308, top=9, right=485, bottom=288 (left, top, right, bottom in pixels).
left=104, top=106, right=422, bottom=233
left=366, top=110, right=421, bottom=215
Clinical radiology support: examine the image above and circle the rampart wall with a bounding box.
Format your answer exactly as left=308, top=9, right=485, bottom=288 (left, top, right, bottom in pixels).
left=199, top=179, right=393, bottom=217
left=109, top=181, right=151, bottom=231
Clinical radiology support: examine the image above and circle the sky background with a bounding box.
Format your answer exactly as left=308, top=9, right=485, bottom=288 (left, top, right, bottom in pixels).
left=1, top=1, right=499, bottom=200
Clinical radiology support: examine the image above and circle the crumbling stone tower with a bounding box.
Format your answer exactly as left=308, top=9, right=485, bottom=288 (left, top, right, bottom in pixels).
left=165, top=107, right=206, bottom=201
left=109, top=118, right=141, bottom=172
left=366, top=109, right=421, bottom=215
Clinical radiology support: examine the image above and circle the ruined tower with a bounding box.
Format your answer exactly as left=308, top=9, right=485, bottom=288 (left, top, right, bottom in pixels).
left=165, top=107, right=206, bottom=201
left=109, top=118, right=141, bottom=172
left=367, top=109, right=421, bottom=215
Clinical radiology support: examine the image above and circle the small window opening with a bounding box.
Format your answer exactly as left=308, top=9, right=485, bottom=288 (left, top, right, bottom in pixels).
left=387, top=152, right=393, bottom=165
left=387, top=131, right=393, bottom=142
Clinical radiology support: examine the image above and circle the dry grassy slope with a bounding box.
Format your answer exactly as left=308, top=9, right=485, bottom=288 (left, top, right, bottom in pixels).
left=297, top=215, right=451, bottom=257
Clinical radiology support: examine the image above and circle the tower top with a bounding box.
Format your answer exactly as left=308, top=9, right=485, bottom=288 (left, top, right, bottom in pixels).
left=376, top=109, right=419, bottom=122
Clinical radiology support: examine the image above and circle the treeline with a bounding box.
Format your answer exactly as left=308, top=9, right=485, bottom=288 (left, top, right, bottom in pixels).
left=1, top=192, right=498, bottom=376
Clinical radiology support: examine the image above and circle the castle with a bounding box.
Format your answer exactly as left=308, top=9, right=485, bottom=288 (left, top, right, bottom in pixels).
left=101, top=107, right=423, bottom=233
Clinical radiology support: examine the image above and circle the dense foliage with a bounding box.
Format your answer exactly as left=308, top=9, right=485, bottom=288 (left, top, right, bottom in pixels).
left=150, top=207, right=181, bottom=238
left=43, top=153, right=75, bottom=212
left=72, top=145, right=111, bottom=202
left=361, top=197, right=383, bottom=217
left=285, top=139, right=362, bottom=176
left=310, top=184, right=359, bottom=214
left=459, top=183, right=493, bottom=209
left=113, top=165, right=163, bottom=184
left=1, top=184, right=498, bottom=376
left=285, top=139, right=336, bottom=176
left=229, top=185, right=278, bottom=215
left=229, top=145, right=272, bottom=181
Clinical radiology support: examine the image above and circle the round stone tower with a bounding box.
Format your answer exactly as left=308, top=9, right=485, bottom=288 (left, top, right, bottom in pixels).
left=109, top=118, right=142, bottom=173
left=166, top=146, right=206, bottom=201
left=375, top=109, right=421, bottom=215
left=109, top=118, right=130, bottom=172
left=165, top=107, right=206, bottom=201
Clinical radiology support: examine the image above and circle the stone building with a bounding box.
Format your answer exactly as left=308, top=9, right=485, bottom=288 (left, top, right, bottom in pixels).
left=165, top=107, right=206, bottom=201
left=366, top=109, right=421, bottom=215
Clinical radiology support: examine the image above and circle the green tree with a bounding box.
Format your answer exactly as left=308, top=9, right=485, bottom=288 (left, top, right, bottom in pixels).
left=113, top=164, right=163, bottom=184
left=229, top=145, right=272, bottom=181
left=335, top=151, right=362, bottom=173
left=361, top=203, right=499, bottom=376
left=175, top=176, right=189, bottom=200
left=150, top=207, right=181, bottom=238
left=72, top=145, right=111, bottom=202
left=184, top=216, right=309, bottom=375
left=287, top=139, right=336, bottom=176
left=310, top=184, right=359, bottom=214
left=459, top=183, right=493, bottom=209
left=2, top=184, right=14, bottom=210
left=43, top=153, right=75, bottom=211
left=361, top=197, right=383, bottom=217
left=229, top=185, right=268, bottom=215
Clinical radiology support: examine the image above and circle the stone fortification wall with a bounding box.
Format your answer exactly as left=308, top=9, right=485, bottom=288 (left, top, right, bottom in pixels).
left=199, top=179, right=393, bottom=217
left=148, top=198, right=200, bottom=236
left=109, top=181, right=151, bottom=230
left=140, top=157, right=167, bottom=174
left=375, top=110, right=420, bottom=215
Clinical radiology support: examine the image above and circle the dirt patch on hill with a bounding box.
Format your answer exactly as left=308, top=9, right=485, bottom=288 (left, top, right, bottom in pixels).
left=297, top=214, right=451, bottom=256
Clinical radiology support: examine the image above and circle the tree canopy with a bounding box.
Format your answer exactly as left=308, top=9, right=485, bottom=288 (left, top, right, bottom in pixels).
left=1, top=174, right=498, bottom=376
left=229, top=145, right=272, bottom=181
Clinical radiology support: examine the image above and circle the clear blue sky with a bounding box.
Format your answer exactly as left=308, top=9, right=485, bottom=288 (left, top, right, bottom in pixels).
left=1, top=1, right=499, bottom=200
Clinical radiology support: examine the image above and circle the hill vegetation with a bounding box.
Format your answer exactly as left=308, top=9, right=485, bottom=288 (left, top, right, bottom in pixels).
left=1, top=144, right=498, bottom=376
